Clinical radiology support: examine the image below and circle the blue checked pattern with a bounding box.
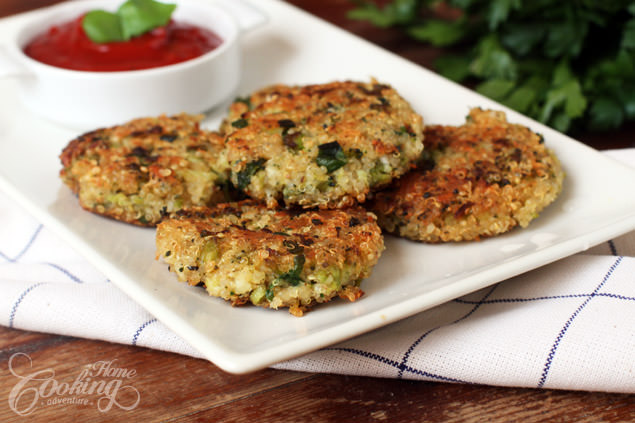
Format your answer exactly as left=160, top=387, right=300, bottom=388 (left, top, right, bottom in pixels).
left=537, top=256, right=623, bottom=388
left=2, top=190, right=635, bottom=392
left=286, top=250, right=634, bottom=389
left=1, top=224, right=142, bottom=341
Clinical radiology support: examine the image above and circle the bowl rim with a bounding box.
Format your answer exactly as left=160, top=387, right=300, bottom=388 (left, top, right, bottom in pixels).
left=12, top=0, right=241, bottom=79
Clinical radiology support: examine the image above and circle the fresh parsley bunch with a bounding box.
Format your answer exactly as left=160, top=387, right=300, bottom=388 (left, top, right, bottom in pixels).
left=349, top=0, right=635, bottom=133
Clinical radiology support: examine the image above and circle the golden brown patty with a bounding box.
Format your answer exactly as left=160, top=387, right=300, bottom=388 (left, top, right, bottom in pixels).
left=221, top=80, right=424, bottom=209
left=155, top=201, right=385, bottom=316
left=60, top=114, right=233, bottom=226
left=370, top=108, right=564, bottom=242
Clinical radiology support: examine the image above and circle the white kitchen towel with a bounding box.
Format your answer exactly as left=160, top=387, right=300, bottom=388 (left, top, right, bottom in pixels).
left=2, top=150, right=635, bottom=393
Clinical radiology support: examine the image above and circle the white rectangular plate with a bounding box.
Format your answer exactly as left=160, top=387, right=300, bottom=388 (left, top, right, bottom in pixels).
left=1, top=0, right=635, bottom=373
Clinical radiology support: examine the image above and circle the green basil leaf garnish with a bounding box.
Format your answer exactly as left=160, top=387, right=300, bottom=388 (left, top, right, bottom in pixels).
left=316, top=141, right=347, bottom=173
left=118, top=0, right=176, bottom=40
left=81, top=0, right=176, bottom=44
left=83, top=10, right=126, bottom=43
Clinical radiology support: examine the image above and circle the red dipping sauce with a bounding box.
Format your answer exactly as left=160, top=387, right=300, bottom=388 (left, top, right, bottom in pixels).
left=23, top=16, right=223, bottom=72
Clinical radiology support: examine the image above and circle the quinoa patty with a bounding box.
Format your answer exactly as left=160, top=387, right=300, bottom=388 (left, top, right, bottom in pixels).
left=60, top=114, right=232, bottom=226
left=370, top=108, right=564, bottom=242
left=155, top=201, right=384, bottom=316
left=221, top=80, right=424, bottom=209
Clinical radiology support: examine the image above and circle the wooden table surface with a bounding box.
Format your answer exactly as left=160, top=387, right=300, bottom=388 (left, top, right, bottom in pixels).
left=1, top=1, right=634, bottom=422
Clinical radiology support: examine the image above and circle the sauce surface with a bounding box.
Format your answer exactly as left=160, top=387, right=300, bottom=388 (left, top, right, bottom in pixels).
left=24, top=16, right=223, bottom=72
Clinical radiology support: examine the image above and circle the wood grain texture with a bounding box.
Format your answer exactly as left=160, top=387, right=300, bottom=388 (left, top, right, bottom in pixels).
left=0, top=0, right=65, bottom=17
left=2, top=325, right=634, bottom=422
left=1, top=1, right=635, bottom=422
left=0, top=327, right=313, bottom=422
left=172, top=376, right=635, bottom=423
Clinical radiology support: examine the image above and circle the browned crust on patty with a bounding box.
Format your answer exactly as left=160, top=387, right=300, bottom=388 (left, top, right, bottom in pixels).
left=155, top=200, right=385, bottom=315
left=220, top=80, right=424, bottom=209
left=370, top=108, right=564, bottom=242
left=59, top=114, right=232, bottom=226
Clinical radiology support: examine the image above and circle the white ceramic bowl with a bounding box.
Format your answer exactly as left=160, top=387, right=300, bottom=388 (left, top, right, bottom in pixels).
left=0, top=0, right=265, bottom=129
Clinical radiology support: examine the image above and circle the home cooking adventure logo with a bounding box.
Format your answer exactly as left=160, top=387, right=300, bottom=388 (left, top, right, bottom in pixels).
left=7, top=352, right=141, bottom=416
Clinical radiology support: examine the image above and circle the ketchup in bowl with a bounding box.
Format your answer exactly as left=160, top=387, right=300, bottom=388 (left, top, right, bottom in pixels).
left=23, top=15, right=223, bottom=72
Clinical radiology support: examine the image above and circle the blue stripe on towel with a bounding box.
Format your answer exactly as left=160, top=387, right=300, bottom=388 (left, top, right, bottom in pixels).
left=321, top=346, right=470, bottom=383
left=132, top=318, right=158, bottom=346
left=9, top=282, right=48, bottom=328
left=454, top=292, right=635, bottom=305
left=608, top=240, right=618, bottom=256
left=0, top=225, right=42, bottom=262
left=396, top=284, right=500, bottom=379
left=44, top=262, right=84, bottom=284
left=537, top=256, right=623, bottom=388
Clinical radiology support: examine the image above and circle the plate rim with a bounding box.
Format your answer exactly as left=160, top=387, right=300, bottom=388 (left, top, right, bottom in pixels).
left=1, top=0, right=635, bottom=374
